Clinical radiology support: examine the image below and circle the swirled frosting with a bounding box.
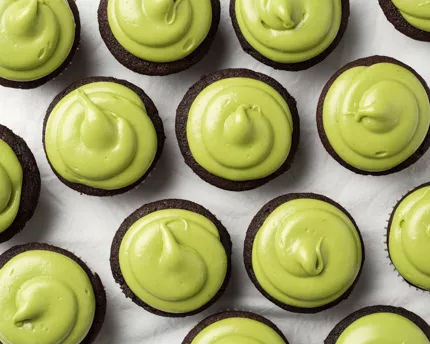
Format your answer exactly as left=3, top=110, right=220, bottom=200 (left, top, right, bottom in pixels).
left=187, top=77, right=294, bottom=181
left=323, top=62, right=430, bottom=172
left=252, top=197, right=362, bottom=308
left=335, top=312, right=429, bottom=344
left=119, top=209, right=228, bottom=314
left=234, top=0, right=342, bottom=63
left=107, top=0, right=212, bottom=63
left=389, top=185, right=430, bottom=290
left=0, top=0, right=76, bottom=82
left=0, top=139, right=22, bottom=234
left=392, top=0, right=430, bottom=32
left=191, top=317, right=287, bottom=344
left=44, top=82, right=158, bottom=190
left=0, top=250, right=95, bottom=344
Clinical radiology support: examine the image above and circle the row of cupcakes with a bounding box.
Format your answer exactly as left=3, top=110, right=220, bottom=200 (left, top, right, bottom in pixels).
left=1, top=0, right=429, bottom=89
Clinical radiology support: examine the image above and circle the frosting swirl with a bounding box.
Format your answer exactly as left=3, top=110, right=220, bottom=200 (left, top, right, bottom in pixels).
left=322, top=62, right=430, bottom=172
left=335, top=312, right=429, bottom=344
left=389, top=185, right=430, bottom=290
left=191, top=317, right=286, bottom=344
left=252, top=197, right=362, bottom=308
left=0, top=0, right=76, bottom=82
left=235, top=0, right=343, bottom=63
left=187, top=77, right=294, bottom=181
left=0, top=139, right=22, bottom=234
left=392, top=0, right=430, bottom=32
left=44, top=81, right=158, bottom=190
left=107, top=0, right=213, bottom=62
left=0, top=250, right=95, bottom=344
left=119, top=209, right=227, bottom=314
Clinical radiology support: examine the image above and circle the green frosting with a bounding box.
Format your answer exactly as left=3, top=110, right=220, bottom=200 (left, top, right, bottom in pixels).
left=44, top=82, right=158, bottom=190
left=235, top=0, right=342, bottom=64
left=336, top=312, right=429, bottom=344
left=0, top=0, right=76, bottom=82
left=393, top=0, right=430, bottom=32
left=0, top=250, right=96, bottom=344
left=323, top=62, right=430, bottom=172
left=0, top=139, right=22, bottom=234
left=119, top=209, right=227, bottom=314
left=107, top=0, right=212, bottom=63
left=252, top=198, right=362, bottom=308
left=187, top=77, right=294, bottom=181
left=389, top=185, right=430, bottom=290
left=191, top=317, right=286, bottom=344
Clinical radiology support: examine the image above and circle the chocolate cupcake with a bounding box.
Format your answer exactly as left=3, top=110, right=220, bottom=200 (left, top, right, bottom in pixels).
left=379, top=0, right=430, bottom=42
left=387, top=183, right=430, bottom=291
left=0, top=0, right=80, bottom=89
left=176, top=69, right=300, bottom=191
left=0, top=125, right=40, bottom=243
left=183, top=311, right=289, bottom=344
left=98, top=0, right=220, bottom=76
left=0, top=243, right=106, bottom=344
left=230, top=0, right=350, bottom=71
left=317, top=56, right=430, bottom=175
left=111, top=199, right=232, bottom=317
left=43, top=77, right=165, bottom=197
left=325, top=305, right=430, bottom=344
left=244, top=193, right=364, bottom=313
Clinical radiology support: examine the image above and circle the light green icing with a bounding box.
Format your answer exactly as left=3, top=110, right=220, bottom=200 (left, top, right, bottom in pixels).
left=393, top=0, right=430, bottom=32
left=235, top=0, right=342, bottom=64
left=323, top=62, right=430, bottom=172
left=119, top=208, right=227, bottom=314
left=252, top=198, right=362, bottom=308
left=187, top=77, right=294, bottom=181
left=336, top=312, right=429, bottom=344
left=389, top=185, right=430, bottom=290
left=191, top=317, right=286, bottom=344
left=44, top=82, right=158, bottom=191
left=0, top=0, right=75, bottom=82
left=0, top=139, right=22, bottom=234
left=107, top=0, right=212, bottom=63
left=0, top=250, right=96, bottom=344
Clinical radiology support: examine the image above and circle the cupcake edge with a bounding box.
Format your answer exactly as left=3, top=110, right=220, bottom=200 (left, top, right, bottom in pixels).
left=0, top=125, right=40, bottom=243
left=244, top=193, right=365, bottom=314
left=0, top=243, right=106, bottom=344
left=229, top=0, right=350, bottom=71
left=176, top=68, right=300, bottom=192
left=324, top=305, right=430, bottom=344
left=97, top=0, right=221, bottom=76
left=316, top=55, right=430, bottom=176
left=110, top=199, right=233, bottom=318
left=42, top=76, right=166, bottom=197
left=182, top=310, right=290, bottom=344
left=379, top=0, right=430, bottom=42
left=0, top=0, right=81, bottom=90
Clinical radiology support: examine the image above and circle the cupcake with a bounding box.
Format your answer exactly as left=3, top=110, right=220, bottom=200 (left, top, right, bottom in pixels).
left=43, top=77, right=165, bottom=196
left=111, top=199, right=232, bottom=317
left=230, top=0, right=350, bottom=71
left=182, top=311, right=289, bottom=344
left=325, top=305, right=430, bottom=343
left=98, top=0, right=220, bottom=76
left=379, top=0, right=430, bottom=42
left=317, top=56, right=430, bottom=175
left=0, top=0, right=80, bottom=89
left=387, top=183, right=430, bottom=291
left=244, top=193, right=364, bottom=313
left=176, top=69, right=300, bottom=191
left=0, top=125, right=40, bottom=243
left=0, top=243, right=106, bottom=344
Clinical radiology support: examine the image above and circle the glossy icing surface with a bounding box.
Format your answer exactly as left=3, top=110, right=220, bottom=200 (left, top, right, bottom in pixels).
left=392, top=0, right=430, bottom=32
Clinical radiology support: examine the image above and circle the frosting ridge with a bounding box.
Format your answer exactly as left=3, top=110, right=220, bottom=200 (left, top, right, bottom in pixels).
left=392, top=0, right=430, bottom=32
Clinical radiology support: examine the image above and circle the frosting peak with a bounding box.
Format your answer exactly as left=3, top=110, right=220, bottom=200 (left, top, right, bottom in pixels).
left=257, top=0, right=295, bottom=30
left=5, top=0, right=39, bottom=36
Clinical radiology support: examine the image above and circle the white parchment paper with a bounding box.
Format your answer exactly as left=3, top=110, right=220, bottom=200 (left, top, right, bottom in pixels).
left=1, top=0, right=430, bottom=343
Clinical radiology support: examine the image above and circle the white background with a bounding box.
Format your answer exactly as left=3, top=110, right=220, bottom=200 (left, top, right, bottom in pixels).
left=1, top=0, right=430, bottom=343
